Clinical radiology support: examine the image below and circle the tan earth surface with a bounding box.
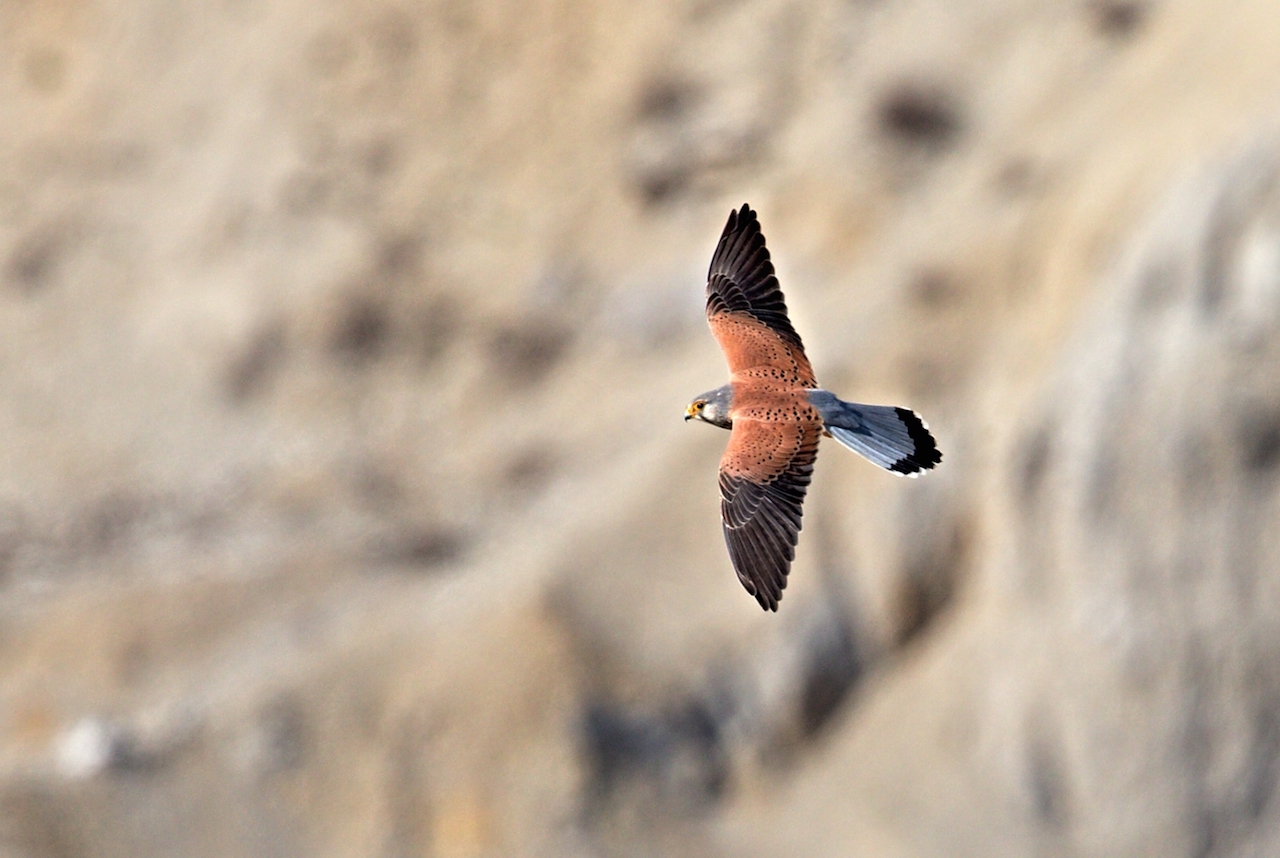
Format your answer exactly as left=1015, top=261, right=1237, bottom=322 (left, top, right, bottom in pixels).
left=3, top=1, right=1280, bottom=856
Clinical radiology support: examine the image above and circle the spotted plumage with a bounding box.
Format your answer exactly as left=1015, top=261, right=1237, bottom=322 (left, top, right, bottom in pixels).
left=686, top=204, right=942, bottom=611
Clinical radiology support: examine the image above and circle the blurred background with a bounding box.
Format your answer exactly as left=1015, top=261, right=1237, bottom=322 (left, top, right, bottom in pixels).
left=3, top=0, right=1280, bottom=855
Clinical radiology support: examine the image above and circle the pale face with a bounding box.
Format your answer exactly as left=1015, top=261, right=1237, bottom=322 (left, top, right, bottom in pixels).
left=684, top=384, right=733, bottom=429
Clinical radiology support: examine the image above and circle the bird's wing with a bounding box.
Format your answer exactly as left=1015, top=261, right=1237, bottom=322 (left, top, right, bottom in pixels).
left=706, top=204, right=816, bottom=387
left=718, top=417, right=821, bottom=611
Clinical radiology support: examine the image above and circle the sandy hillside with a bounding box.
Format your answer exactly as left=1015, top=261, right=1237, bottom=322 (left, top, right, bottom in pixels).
left=3, top=0, right=1280, bottom=856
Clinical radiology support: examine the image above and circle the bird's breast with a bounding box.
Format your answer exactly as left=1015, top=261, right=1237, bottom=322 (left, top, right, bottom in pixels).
left=729, top=380, right=823, bottom=424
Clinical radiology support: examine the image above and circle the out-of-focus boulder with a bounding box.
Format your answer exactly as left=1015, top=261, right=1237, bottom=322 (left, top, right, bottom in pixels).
left=5, top=0, right=1280, bottom=856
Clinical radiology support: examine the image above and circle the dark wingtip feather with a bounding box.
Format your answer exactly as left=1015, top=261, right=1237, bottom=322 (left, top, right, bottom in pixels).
left=710, top=203, right=759, bottom=278
left=729, top=203, right=754, bottom=225
left=705, top=204, right=807, bottom=354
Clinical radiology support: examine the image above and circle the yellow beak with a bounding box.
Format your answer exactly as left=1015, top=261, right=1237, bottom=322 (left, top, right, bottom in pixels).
left=685, top=403, right=697, bottom=421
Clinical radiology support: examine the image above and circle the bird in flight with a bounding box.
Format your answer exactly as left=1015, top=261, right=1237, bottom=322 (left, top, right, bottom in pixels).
left=686, top=204, right=941, bottom=611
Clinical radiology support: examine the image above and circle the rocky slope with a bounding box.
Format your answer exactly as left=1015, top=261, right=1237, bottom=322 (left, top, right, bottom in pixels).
left=3, top=1, right=1280, bottom=856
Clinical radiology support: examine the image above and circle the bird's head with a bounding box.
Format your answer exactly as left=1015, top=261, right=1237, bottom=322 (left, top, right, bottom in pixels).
left=685, top=385, right=733, bottom=429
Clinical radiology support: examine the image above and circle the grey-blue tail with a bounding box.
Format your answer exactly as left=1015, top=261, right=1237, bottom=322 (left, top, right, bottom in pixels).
left=807, top=390, right=942, bottom=476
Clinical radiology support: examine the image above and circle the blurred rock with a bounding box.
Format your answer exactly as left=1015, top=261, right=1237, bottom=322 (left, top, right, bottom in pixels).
left=4, top=0, right=1280, bottom=856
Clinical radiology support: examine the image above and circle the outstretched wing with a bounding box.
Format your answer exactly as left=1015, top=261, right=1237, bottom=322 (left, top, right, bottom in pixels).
left=706, top=205, right=816, bottom=387
left=718, top=418, right=821, bottom=611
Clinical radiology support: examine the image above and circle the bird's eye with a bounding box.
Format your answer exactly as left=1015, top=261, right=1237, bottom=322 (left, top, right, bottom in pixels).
left=696, top=401, right=705, bottom=410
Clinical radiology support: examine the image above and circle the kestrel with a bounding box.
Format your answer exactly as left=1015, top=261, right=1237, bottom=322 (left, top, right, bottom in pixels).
left=686, top=204, right=941, bottom=611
